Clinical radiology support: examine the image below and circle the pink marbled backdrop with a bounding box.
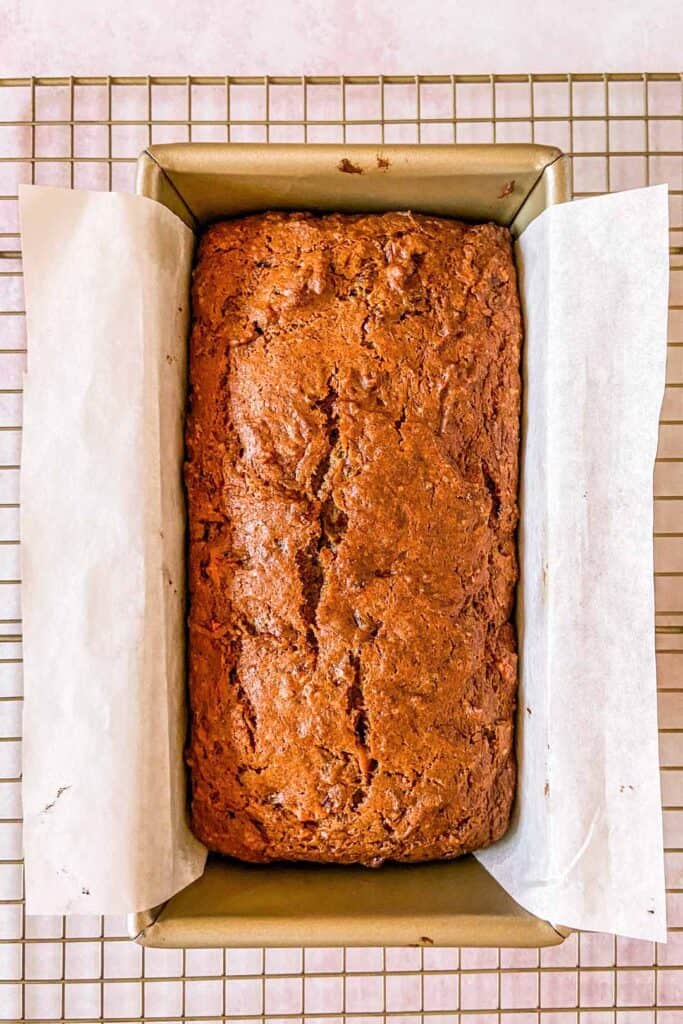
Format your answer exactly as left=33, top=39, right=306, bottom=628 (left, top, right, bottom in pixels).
left=0, top=0, right=682, bottom=76
left=0, top=6, right=682, bottom=1021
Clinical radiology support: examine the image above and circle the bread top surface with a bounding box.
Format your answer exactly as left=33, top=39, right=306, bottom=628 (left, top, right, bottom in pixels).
left=185, top=210, right=521, bottom=865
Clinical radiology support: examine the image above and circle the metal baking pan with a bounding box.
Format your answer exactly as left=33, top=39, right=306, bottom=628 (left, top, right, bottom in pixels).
left=131, top=142, right=571, bottom=948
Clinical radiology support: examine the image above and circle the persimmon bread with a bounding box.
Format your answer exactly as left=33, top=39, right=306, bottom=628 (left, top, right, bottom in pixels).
left=185, top=210, right=521, bottom=865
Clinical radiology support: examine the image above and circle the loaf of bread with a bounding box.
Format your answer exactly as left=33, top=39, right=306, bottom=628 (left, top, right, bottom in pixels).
left=185, top=210, right=521, bottom=865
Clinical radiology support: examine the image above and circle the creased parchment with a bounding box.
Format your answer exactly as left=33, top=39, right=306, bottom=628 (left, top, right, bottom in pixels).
left=20, top=186, right=206, bottom=914
left=477, top=185, right=670, bottom=942
left=19, top=183, right=668, bottom=936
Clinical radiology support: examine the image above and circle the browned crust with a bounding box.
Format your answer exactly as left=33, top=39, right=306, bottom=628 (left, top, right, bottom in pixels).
left=185, top=210, right=521, bottom=865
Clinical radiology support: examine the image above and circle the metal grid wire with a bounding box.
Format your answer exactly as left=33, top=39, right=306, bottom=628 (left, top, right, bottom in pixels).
left=0, top=72, right=682, bottom=1023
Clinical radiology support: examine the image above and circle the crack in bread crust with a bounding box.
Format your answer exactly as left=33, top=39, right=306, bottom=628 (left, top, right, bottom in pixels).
left=185, top=210, right=521, bottom=866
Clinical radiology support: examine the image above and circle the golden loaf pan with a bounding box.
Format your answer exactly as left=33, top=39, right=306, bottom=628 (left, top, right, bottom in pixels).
left=131, top=143, right=571, bottom=948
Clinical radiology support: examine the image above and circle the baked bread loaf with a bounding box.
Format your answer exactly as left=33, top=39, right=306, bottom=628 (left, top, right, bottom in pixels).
left=185, top=210, right=521, bottom=865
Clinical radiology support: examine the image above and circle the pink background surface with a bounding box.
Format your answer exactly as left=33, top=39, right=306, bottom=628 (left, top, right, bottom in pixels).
left=0, top=0, right=682, bottom=76
left=0, top=5, right=682, bottom=1021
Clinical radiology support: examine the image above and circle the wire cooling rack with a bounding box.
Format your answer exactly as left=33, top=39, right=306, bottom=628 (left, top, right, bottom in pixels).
left=0, top=72, right=681, bottom=1024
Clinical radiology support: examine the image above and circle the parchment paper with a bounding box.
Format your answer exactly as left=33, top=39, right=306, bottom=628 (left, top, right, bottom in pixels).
left=18, top=183, right=668, bottom=935
left=477, top=185, right=670, bottom=942
left=19, top=186, right=206, bottom=914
